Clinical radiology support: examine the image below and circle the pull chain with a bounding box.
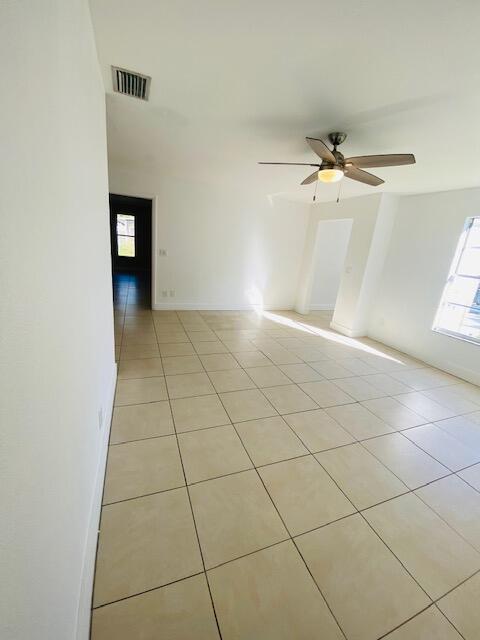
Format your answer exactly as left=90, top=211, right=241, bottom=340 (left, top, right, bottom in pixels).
left=336, top=177, right=343, bottom=204
left=313, top=178, right=319, bottom=203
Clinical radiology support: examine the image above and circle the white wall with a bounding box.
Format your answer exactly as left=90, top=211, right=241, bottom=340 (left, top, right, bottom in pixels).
left=310, top=219, right=353, bottom=310
left=296, top=194, right=398, bottom=336
left=109, top=166, right=310, bottom=310
left=352, top=194, right=398, bottom=336
left=0, top=2, right=115, bottom=639
left=370, top=188, right=480, bottom=385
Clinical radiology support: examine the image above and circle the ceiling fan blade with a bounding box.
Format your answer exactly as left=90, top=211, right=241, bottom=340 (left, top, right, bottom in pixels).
left=301, top=170, right=319, bottom=185
left=306, top=137, right=336, bottom=163
left=345, top=166, right=384, bottom=186
left=345, top=153, right=415, bottom=169
left=258, top=162, right=321, bottom=166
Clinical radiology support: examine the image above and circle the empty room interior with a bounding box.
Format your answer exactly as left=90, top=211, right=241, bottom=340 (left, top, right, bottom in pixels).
left=4, top=1, right=480, bottom=639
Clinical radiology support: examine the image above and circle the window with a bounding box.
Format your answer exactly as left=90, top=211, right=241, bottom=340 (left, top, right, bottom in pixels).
left=433, top=216, right=480, bottom=345
left=116, top=214, right=135, bottom=257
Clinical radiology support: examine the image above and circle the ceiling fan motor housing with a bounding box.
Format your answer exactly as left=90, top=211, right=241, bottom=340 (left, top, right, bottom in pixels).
left=328, top=132, right=347, bottom=148
left=322, top=148, right=345, bottom=172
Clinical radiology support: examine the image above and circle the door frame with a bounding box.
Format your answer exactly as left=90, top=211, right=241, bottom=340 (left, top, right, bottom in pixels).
left=109, top=190, right=157, bottom=309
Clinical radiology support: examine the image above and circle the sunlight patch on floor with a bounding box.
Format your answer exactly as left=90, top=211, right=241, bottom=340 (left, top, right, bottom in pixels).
left=261, top=311, right=403, bottom=364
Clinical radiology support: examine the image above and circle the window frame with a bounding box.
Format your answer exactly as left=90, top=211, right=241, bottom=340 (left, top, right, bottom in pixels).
left=432, top=215, right=480, bottom=346
left=116, top=213, right=136, bottom=258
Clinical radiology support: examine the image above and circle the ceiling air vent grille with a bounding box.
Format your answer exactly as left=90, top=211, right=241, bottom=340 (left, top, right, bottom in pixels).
left=111, top=66, right=151, bottom=100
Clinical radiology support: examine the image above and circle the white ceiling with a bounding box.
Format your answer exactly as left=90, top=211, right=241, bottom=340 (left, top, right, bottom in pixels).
left=90, top=0, right=480, bottom=202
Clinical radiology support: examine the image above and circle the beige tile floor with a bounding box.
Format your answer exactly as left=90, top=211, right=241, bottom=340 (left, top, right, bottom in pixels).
left=92, top=296, right=480, bottom=639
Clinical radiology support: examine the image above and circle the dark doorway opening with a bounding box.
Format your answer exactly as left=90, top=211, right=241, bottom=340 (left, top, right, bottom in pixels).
left=109, top=194, right=152, bottom=310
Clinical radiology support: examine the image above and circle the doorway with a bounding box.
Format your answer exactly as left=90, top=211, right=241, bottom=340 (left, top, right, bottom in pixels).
left=109, top=194, right=152, bottom=310
left=309, top=219, right=353, bottom=317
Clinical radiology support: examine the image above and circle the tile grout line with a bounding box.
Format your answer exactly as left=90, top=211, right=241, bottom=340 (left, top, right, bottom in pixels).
left=289, top=410, right=480, bottom=634
left=376, top=562, right=480, bottom=640
left=100, top=441, right=479, bottom=522
left=113, top=358, right=480, bottom=409
left=92, top=571, right=205, bottom=611
left=98, top=452, right=475, bottom=536
left=455, top=470, right=480, bottom=495
left=264, top=391, right=440, bottom=626
left=207, top=361, right=358, bottom=637
left=211, top=381, right=349, bottom=640
left=400, top=426, right=478, bottom=474
left=189, top=329, right=352, bottom=636
left=432, top=603, right=467, bottom=640
left=412, top=483, right=480, bottom=557
left=354, top=434, right=480, bottom=558
left=154, top=311, right=225, bottom=640
left=374, top=602, right=461, bottom=640
left=108, top=404, right=480, bottom=478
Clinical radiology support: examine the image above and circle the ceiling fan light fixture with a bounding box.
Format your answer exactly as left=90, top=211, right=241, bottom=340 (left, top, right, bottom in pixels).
left=318, top=167, right=344, bottom=183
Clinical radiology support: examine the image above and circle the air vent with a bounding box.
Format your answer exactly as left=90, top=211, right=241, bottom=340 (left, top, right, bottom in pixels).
left=111, top=66, right=151, bottom=100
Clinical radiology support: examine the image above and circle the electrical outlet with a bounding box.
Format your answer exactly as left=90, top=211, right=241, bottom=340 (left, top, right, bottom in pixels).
left=169, top=289, right=175, bottom=297
left=162, top=290, right=168, bottom=297
left=98, top=407, right=103, bottom=430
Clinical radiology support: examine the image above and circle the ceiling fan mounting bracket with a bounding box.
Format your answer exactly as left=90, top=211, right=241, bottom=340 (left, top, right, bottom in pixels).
left=328, top=132, right=347, bottom=148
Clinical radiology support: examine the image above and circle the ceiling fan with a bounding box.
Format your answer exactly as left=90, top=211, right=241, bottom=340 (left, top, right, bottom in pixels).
left=259, top=132, right=415, bottom=192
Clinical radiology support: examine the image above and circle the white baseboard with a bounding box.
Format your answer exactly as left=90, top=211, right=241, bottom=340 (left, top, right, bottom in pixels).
left=75, top=363, right=117, bottom=640
left=309, top=304, right=335, bottom=311
left=367, top=332, right=480, bottom=386
left=425, top=357, right=480, bottom=386
left=329, top=320, right=366, bottom=338
left=152, top=301, right=291, bottom=311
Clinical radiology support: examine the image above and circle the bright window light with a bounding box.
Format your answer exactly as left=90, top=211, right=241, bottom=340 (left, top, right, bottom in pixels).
left=117, top=213, right=135, bottom=257
left=433, top=216, right=480, bottom=345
